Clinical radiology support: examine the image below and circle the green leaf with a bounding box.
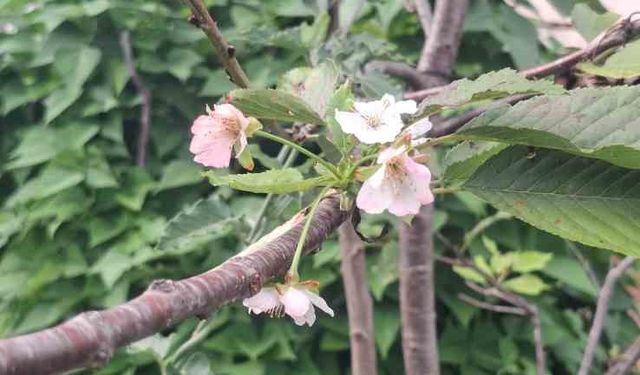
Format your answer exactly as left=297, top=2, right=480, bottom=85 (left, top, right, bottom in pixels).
left=115, top=169, right=155, bottom=211
left=453, top=266, right=486, bottom=283
left=457, top=86, right=640, bottom=169
left=5, top=124, right=99, bottom=170
left=463, top=146, right=640, bottom=256
left=325, top=81, right=354, bottom=151
left=374, top=307, right=400, bottom=359
left=443, top=141, right=508, bottom=186
left=541, top=256, right=597, bottom=296
left=156, top=196, right=238, bottom=252
left=156, top=160, right=202, bottom=192
left=54, top=46, right=101, bottom=90
left=511, top=251, right=553, bottom=273
left=578, top=40, right=640, bottom=79
left=571, top=4, right=618, bottom=41
left=297, top=61, right=340, bottom=117
left=0, top=212, right=22, bottom=248
left=230, top=89, right=325, bottom=125
left=204, top=169, right=331, bottom=194
left=503, top=274, right=548, bottom=295
left=7, top=163, right=84, bottom=207
left=418, top=68, right=564, bottom=116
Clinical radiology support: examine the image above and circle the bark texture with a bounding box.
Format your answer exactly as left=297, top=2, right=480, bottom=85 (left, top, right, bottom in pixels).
left=0, top=196, right=348, bottom=375
left=339, top=222, right=377, bottom=375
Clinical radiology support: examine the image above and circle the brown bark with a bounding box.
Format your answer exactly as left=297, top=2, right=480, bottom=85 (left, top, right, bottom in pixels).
left=0, top=196, right=348, bottom=375
left=399, top=204, right=440, bottom=375
left=339, top=222, right=377, bottom=375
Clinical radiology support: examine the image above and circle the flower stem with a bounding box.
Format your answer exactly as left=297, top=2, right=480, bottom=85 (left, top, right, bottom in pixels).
left=288, top=186, right=332, bottom=279
left=432, top=186, right=459, bottom=194
left=255, top=130, right=340, bottom=178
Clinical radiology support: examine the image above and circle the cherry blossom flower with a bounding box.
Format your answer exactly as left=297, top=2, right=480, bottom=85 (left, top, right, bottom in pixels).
left=402, top=116, right=433, bottom=147
left=335, top=94, right=417, bottom=144
left=356, top=146, right=434, bottom=216
left=189, top=104, right=250, bottom=168
left=242, top=285, right=334, bottom=327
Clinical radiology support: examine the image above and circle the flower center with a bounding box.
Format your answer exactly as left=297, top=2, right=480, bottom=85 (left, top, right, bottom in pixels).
left=221, top=116, right=241, bottom=135
left=384, top=157, right=409, bottom=191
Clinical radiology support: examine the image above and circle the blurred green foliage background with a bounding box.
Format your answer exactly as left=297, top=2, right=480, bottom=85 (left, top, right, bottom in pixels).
left=0, top=0, right=638, bottom=374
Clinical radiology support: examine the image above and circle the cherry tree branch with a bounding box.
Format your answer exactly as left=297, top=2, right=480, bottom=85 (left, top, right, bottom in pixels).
left=578, top=256, right=636, bottom=375
left=339, top=222, right=377, bottom=375
left=183, top=0, right=250, bottom=88
left=0, top=195, right=348, bottom=375
left=417, top=0, right=468, bottom=76
left=406, top=13, right=640, bottom=100
left=398, top=3, right=468, bottom=374
left=399, top=204, right=440, bottom=375
left=119, top=31, right=151, bottom=167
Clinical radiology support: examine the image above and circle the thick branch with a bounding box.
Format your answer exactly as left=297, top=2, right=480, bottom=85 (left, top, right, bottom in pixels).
left=605, top=337, right=640, bottom=375
left=183, top=0, right=250, bottom=88
left=399, top=204, right=440, bottom=375
left=119, top=31, right=151, bottom=167
left=578, top=256, right=636, bottom=375
left=0, top=196, right=348, bottom=375
left=339, top=222, right=377, bottom=375
left=417, top=0, right=468, bottom=78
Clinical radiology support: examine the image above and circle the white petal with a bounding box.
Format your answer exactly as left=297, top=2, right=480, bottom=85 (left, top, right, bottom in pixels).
left=393, top=99, right=418, bottom=114
left=304, top=290, right=334, bottom=317
left=281, top=287, right=311, bottom=318
left=356, top=167, right=394, bottom=214
left=354, top=98, right=385, bottom=118
left=242, top=287, right=281, bottom=314
left=335, top=110, right=370, bottom=137
left=406, top=117, right=432, bottom=138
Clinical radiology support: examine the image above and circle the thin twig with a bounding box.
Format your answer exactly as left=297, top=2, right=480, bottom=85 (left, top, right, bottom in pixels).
left=579, top=256, right=636, bottom=375
left=166, top=318, right=218, bottom=364
left=119, top=31, right=151, bottom=167
left=458, top=293, right=527, bottom=315
left=339, top=222, right=377, bottom=375
left=406, top=13, right=640, bottom=100
left=182, top=0, right=249, bottom=88
left=367, top=60, right=432, bottom=90
left=604, top=337, right=640, bottom=375
left=565, top=241, right=601, bottom=289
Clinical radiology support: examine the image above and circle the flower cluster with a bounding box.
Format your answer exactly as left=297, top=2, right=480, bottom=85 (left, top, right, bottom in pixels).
left=335, top=95, right=434, bottom=217
left=189, top=93, right=435, bottom=327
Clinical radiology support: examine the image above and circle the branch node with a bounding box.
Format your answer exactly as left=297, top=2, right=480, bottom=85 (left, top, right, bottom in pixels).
left=227, top=45, right=236, bottom=58
left=149, top=279, right=178, bottom=293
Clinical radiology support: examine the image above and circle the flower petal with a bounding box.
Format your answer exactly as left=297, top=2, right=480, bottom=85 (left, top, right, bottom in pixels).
left=281, top=287, right=311, bottom=318
left=242, top=287, right=281, bottom=314
left=406, top=117, right=432, bottom=138
left=335, top=110, right=369, bottom=136
left=191, top=115, right=215, bottom=135
left=393, top=99, right=418, bottom=114
left=404, top=156, right=434, bottom=205
left=304, top=290, right=334, bottom=317
left=356, top=167, right=394, bottom=214
left=192, top=143, right=234, bottom=168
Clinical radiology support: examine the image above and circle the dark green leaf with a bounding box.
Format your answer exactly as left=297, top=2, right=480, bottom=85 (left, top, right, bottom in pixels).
left=464, top=146, right=640, bottom=256
left=204, top=169, right=331, bottom=194
left=230, top=89, right=325, bottom=125
left=457, top=86, right=640, bottom=169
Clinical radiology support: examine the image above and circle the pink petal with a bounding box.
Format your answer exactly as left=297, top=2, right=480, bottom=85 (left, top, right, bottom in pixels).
left=193, top=145, right=233, bottom=168
left=403, top=156, right=434, bottom=205
left=215, top=103, right=250, bottom=130
left=191, top=115, right=215, bottom=135
left=293, top=306, right=316, bottom=326
left=406, top=117, right=432, bottom=138
left=281, top=287, right=311, bottom=318
left=356, top=168, right=394, bottom=214
left=242, top=287, right=281, bottom=314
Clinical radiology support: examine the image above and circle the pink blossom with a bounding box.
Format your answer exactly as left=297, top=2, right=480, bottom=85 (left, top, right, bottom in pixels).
left=242, top=285, right=334, bottom=327
left=356, top=146, right=434, bottom=217
left=189, top=104, right=250, bottom=168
